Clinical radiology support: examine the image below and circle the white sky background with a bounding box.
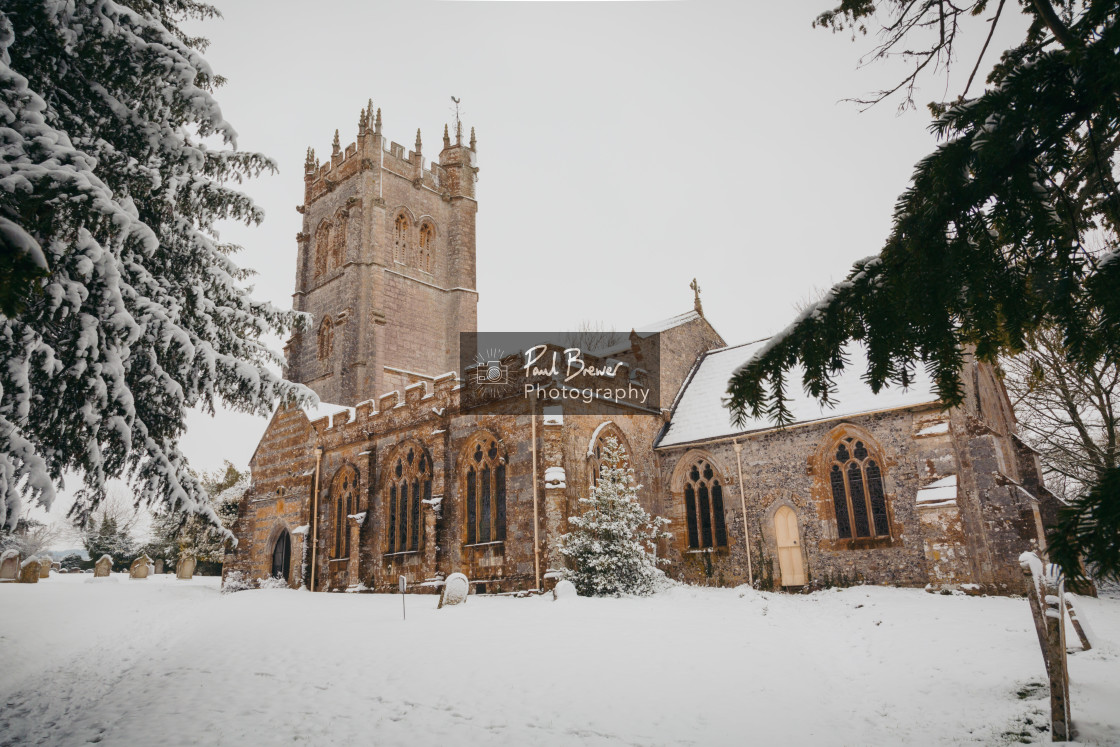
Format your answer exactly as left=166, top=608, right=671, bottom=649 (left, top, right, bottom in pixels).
left=31, top=0, right=1027, bottom=532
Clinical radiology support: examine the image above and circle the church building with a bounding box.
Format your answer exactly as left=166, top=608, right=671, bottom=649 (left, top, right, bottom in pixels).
left=224, top=108, right=1058, bottom=595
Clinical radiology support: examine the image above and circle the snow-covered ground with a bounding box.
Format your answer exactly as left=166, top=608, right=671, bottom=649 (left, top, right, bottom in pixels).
left=1, top=575, right=1118, bottom=746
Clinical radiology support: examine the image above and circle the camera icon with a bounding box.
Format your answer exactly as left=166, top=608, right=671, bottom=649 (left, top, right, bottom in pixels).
left=477, top=360, right=509, bottom=385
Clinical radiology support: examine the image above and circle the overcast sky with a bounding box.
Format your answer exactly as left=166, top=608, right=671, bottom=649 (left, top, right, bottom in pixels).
left=34, top=0, right=1026, bottom=529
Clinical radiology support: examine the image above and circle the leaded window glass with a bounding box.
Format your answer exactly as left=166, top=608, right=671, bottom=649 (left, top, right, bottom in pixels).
left=683, top=458, right=728, bottom=550
left=465, top=437, right=506, bottom=545
left=385, top=444, right=431, bottom=553
left=828, top=437, right=890, bottom=540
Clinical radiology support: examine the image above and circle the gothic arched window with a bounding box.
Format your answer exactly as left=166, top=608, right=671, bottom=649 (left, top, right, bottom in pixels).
left=828, top=437, right=890, bottom=539
left=589, top=422, right=629, bottom=487
left=386, top=444, right=431, bottom=554
left=332, top=466, right=358, bottom=559
left=314, top=221, right=332, bottom=278
left=418, top=222, right=435, bottom=273
left=330, top=212, right=347, bottom=270
left=683, top=458, right=728, bottom=550
left=464, top=437, right=506, bottom=545
left=317, top=317, right=333, bottom=360
left=393, top=213, right=410, bottom=264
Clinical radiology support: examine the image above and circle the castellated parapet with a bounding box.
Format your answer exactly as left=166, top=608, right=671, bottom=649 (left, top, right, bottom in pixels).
left=287, top=104, right=480, bottom=406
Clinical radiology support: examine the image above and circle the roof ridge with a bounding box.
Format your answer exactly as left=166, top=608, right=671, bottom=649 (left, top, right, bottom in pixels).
left=706, top=336, right=771, bottom=354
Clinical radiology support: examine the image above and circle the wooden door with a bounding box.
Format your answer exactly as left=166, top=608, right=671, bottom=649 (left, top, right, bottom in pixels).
left=774, top=506, right=807, bottom=587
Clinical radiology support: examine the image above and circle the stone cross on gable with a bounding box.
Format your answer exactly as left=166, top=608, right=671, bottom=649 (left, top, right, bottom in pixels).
left=690, top=278, right=703, bottom=315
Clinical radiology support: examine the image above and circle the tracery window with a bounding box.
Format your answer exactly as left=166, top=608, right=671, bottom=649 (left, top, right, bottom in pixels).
left=386, top=445, right=431, bottom=554
left=393, top=213, right=410, bottom=264
left=330, top=212, right=347, bottom=270
left=683, top=458, right=728, bottom=550
left=465, top=437, right=506, bottom=545
left=589, top=423, right=629, bottom=487
left=314, top=221, right=331, bottom=278
left=828, top=437, right=890, bottom=540
left=317, top=317, right=333, bottom=360
left=332, top=466, right=358, bottom=560
left=418, top=222, right=434, bottom=273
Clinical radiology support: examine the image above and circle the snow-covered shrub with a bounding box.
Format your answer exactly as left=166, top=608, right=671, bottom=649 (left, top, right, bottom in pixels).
left=257, top=575, right=289, bottom=590
left=221, top=571, right=253, bottom=595
left=560, top=437, right=671, bottom=597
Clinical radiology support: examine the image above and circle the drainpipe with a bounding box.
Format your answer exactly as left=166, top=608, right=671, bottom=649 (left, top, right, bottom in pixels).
left=732, top=439, right=754, bottom=587
left=531, top=388, right=541, bottom=591
left=310, top=444, right=324, bottom=592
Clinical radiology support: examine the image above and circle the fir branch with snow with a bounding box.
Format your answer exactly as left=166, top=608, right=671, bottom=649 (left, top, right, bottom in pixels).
left=559, top=437, right=670, bottom=597
left=0, top=1, right=314, bottom=531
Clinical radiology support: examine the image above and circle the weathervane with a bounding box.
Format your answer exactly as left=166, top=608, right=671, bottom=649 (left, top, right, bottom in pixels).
left=450, top=96, right=462, bottom=142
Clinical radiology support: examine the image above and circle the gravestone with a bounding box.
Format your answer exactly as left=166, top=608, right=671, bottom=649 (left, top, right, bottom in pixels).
left=0, top=550, right=18, bottom=581
left=37, top=557, right=50, bottom=578
left=94, top=555, right=113, bottom=577
left=0, top=550, right=19, bottom=581
left=154, top=559, right=164, bottom=575
left=176, top=554, right=196, bottom=580
left=129, top=555, right=152, bottom=579
left=439, top=572, right=469, bottom=608
left=553, top=579, right=577, bottom=601
left=18, top=558, right=41, bottom=583
left=51, top=562, right=61, bottom=573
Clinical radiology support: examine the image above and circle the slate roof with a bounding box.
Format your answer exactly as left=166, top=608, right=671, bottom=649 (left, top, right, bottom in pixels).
left=658, top=339, right=941, bottom=448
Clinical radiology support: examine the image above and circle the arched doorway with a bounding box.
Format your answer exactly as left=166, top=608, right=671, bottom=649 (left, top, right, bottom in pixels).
left=271, top=529, right=291, bottom=581
left=774, top=506, right=807, bottom=587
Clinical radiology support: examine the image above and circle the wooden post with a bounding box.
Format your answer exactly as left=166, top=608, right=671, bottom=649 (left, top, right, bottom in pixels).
left=1020, top=552, right=1072, bottom=742
left=1064, top=596, right=1092, bottom=651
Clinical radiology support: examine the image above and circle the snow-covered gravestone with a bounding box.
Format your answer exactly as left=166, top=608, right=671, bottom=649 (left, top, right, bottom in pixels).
left=176, top=554, right=196, bottom=580
left=37, top=556, right=50, bottom=578
left=94, top=555, right=113, bottom=577
left=439, top=572, right=469, bottom=608
left=0, top=550, right=18, bottom=581
left=18, top=558, right=41, bottom=584
left=154, top=559, right=164, bottom=575
left=552, top=579, right=577, bottom=601
left=51, top=561, right=61, bottom=573
left=129, top=555, right=152, bottom=580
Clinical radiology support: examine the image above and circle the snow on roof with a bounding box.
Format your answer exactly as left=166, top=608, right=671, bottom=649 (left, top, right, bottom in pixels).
left=636, top=309, right=702, bottom=334
left=916, top=475, right=958, bottom=506
left=301, top=402, right=356, bottom=428
left=659, top=340, right=940, bottom=448
left=593, top=310, right=705, bottom=357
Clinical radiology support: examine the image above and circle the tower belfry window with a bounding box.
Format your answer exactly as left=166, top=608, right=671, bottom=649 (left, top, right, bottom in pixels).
left=393, top=214, right=410, bottom=264
left=419, top=222, right=434, bottom=273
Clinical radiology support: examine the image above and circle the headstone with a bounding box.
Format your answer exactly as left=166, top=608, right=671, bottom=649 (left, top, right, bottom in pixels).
left=129, top=554, right=152, bottom=580
left=438, top=572, right=469, bottom=608
left=154, top=559, right=164, bottom=575
left=18, top=558, right=41, bottom=583
left=176, top=554, right=196, bottom=580
left=51, top=561, right=61, bottom=573
left=0, top=550, right=19, bottom=581
left=94, top=555, right=113, bottom=577
left=37, top=557, right=50, bottom=578
left=552, top=579, right=578, bottom=601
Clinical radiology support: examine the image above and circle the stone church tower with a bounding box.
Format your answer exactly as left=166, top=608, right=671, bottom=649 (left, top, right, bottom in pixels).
left=286, top=105, right=479, bottom=405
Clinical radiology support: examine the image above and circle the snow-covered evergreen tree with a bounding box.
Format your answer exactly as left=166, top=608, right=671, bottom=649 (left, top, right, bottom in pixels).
left=143, top=461, right=246, bottom=567
left=0, top=1, right=312, bottom=530
left=559, top=437, right=670, bottom=597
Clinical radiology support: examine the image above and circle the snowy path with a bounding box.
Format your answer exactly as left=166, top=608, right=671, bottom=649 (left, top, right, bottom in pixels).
left=1, top=575, right=1118, bottom=746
